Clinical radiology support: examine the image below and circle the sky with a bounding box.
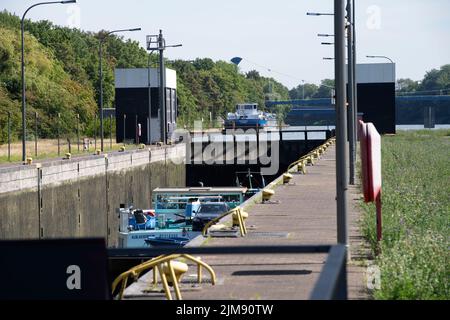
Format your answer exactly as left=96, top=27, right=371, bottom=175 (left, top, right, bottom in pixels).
left=2, top=0, right=449, bottom=89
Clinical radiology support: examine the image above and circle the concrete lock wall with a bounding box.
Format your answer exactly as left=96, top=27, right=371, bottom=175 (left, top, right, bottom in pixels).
left=0, top=144, right=186, bottom=247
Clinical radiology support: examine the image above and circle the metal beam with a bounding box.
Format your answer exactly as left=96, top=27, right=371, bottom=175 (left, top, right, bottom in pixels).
left=334, top=0, right=349, bottom=245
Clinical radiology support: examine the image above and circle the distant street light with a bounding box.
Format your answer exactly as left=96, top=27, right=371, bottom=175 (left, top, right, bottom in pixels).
left=321, top=42, right=334, bottom=45
left=366, top=55, right=394, bottom=64
left=323, top=57, right=335, bottom=60
left=21, top=0, right=76, bottom=162
left=307, top=12, right=334, bottom=16
left=99, top=27, right=141, bottom=151
left=318, top=34, right=335, bottom=37
left=301, top=79, right=305, bottom=100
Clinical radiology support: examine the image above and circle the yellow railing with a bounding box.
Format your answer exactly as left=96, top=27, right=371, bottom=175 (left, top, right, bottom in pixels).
left=286, top=137, right=336, bottom=174
left=112, top=253, right=217, bottom=300
left=202, top=206, right=248, bottom=237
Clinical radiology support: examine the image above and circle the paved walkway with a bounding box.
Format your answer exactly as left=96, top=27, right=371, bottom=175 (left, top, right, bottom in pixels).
left=124, top=145, right=369, bottom=300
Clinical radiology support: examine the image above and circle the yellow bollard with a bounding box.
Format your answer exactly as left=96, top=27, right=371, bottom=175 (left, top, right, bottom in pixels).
left=119, top=146, right=125, bottom=152
left=64, top=152, right=71, bottom=160
left=153, top=267, right=158, bottom=286
left=262, top=188, right=275, bottom=202
left=139, top=143, right=146, bottom=149
left=283, top=173, right=293, bottom=184
left=297, top=160, right=307, bottom=174
left=26, top=157, right=33, bottom=165
left=96, top=149, right=101, bottom=155
left=232, top=210, right=248, bottom=226
left=162, top=260, right=188, bottom=286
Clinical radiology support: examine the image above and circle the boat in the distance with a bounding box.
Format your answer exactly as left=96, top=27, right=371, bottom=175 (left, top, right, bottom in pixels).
left=224, top=103, right=277, bottom=129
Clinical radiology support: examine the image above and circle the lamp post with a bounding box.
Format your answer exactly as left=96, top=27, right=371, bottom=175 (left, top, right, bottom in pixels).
left=307, top=12, right=334, bottom=16
left=21, top=0, right=76, bottom=162
left=334, top=0, right=349, bottom=247
left=301, top=80, right=305, bottom=100
left=347, top=0, right=357, bottom=186
left=366, top=55, right=394, bottom=64
left=309, top=4, right=357, bottom=186
left=99, top=27, right=141, bottom=151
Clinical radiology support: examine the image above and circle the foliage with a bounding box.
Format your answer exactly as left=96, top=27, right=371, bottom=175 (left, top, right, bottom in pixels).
left=288, top=79, right=335, bottom=100
left=0, top=23, right=97, bottom=142
left=169, top=59, right=289, bottom=127
left=360, top=130, right=450, bottom=299
left=0, top=10, right=290, bottom=138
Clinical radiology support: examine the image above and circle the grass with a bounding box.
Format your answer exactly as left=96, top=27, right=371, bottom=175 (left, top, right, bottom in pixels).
left=359, top=129, right=450, bottom=300
left=0, top=138, right=136, bottom=163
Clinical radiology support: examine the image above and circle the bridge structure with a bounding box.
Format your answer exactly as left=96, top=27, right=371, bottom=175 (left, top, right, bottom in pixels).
left=266, top=95, right=450, bottom=128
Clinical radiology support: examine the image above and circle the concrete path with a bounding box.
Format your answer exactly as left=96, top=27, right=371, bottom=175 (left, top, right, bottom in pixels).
left=124, top=145, right=369, bottom=300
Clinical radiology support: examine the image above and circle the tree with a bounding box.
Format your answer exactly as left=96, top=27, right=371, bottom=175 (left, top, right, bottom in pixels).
left=419, top=64, right=450, bottom=94
left=396, top=78, right=419, bottom=93
left=314, top=79, right=335, bottom=98
left=246, top=70, right=261, bottom=80
left=289, top=83, right=318, bottom=100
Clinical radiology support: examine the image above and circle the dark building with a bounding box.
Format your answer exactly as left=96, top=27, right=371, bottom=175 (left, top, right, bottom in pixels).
left=114, top=68, right=178, bottom=144
left=282, top=63, right=396, bottom=134
left=352, top=63, right=396, bottom=134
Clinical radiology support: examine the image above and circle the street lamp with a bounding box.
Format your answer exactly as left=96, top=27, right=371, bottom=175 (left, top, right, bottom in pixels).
left=301, top=79, right=305, bottom=100
left=321, top=42, right=334, bottom=45
left=323, top=57, right=335, bottom=60
left=99, top=27, right=141, bottom=151
left=366, top=55, right=394, bottom=64
left=307, top=12, right=334, bottom=16
left=21, top=0, right=76, bottom=162
left=309, top=2, right=357, bottom=186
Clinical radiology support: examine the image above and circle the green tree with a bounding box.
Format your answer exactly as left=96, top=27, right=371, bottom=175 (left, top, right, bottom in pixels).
left=419, top=64, right=450, bottom=94
left=314, top=79, right=335, bottom=98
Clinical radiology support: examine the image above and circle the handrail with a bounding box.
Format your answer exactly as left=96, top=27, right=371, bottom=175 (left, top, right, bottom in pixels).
left=287, top=137, right=335, bottom=173
left=202, top=206, right=247, bottom=237
left=111, top=253, right=217, bottom=300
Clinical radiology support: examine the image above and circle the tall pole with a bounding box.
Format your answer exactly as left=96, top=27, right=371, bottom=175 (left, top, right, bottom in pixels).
left=302, top=80, right=305, bottom=99
left=35, top=111, right=38, bottom=157
left=110, top=114, right=113, bottom=149
left=352, top=0, right=358, bottom=147
left=335, top=0, right=348, bottom=245
left=20, top=1, right=76, bottom=162
left=76, top=113, right=80, bottom=152
left=99, top=39, right=104, bottom=152
left=347, top=0, right=356, bottom=185
left=148, top=52, right=153, bottom=144
left=57, top=113, right=61, bottom=156
left=158, top=30, right=166, bottom=144
left=7, top=111, right=11, bottom=161
left=21, top=18, right=26, bottom=162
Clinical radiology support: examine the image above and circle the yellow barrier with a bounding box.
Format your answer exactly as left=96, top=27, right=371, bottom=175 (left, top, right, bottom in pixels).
left=286, top=137, right=335, bottom=175
left=202, top=206, right=247, bottom=237
left=112, top=254, right=216, bottom=300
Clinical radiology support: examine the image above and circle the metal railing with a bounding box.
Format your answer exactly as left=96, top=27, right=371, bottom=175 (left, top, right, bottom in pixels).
left=108, top=244, right=348, bottom=300
left=111, top=253, right=216, bottom=300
